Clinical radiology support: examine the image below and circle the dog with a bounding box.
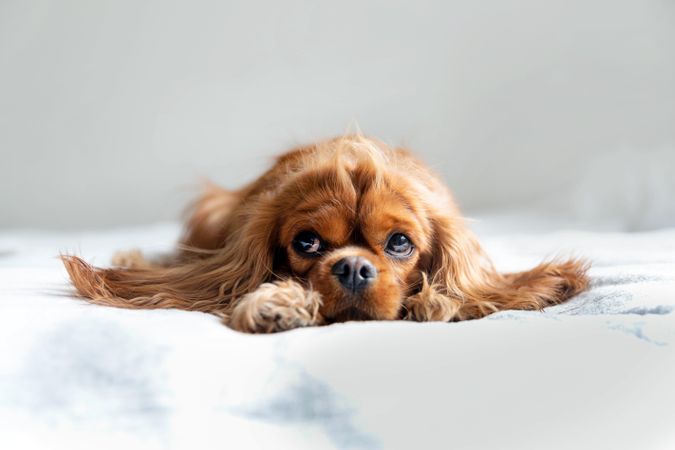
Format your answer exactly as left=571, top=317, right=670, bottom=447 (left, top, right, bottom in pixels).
left=62, top=135, right=589, bottom=333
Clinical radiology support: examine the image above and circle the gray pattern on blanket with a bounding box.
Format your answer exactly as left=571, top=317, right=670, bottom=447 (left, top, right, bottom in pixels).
left=0, top=320, right=170, bottom=437
left=230, top=359, right=380, bottom=450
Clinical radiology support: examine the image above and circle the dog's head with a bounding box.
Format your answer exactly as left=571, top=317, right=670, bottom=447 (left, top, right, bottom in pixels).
left=209, top=135, right=468, bottom=322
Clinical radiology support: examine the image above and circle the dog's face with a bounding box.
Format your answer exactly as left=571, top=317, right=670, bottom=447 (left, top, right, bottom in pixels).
left=272, top=141, right=439, bottom=322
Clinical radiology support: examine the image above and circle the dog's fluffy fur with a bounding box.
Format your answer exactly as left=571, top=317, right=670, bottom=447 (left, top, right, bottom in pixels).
left=62, top=135, right=589, bottom=333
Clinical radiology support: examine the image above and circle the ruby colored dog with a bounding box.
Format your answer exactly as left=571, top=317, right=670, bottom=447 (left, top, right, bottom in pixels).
left=63, top=135, right=589, bottom=333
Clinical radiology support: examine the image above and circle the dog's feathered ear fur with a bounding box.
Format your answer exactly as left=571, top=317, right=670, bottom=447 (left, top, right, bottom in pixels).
left=62, top=184, right=279, bottom=315
left=411, top=208, right=590, bottom=321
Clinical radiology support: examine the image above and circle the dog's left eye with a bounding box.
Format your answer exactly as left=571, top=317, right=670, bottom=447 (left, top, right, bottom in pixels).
left=292, top=231, right=324, bottom=256
left=385, top=233, right=413, bottom=257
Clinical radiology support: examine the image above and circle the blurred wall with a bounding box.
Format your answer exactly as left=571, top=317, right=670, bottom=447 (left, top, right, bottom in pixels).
left=1, top=0, right=674, bottom=229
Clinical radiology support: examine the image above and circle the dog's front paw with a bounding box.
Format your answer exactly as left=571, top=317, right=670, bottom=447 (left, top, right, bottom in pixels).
left=226, top=280, right=323, bottom=333
left=402, top=279, right=461, bottom=322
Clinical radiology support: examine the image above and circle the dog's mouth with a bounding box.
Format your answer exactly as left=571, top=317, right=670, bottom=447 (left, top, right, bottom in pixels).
left=327, top=307, right=374, bottom=323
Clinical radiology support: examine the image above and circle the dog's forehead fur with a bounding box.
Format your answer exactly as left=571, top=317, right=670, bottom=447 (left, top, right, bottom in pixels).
left=272, top=136, right=433, bottom=252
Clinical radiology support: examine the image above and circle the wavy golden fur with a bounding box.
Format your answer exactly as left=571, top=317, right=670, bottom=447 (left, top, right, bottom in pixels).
left=62, top=135, right=589, bottom=333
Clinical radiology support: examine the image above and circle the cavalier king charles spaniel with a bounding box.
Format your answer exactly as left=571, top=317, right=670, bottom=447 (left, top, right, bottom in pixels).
left=62, top=135, right=589, bottom=333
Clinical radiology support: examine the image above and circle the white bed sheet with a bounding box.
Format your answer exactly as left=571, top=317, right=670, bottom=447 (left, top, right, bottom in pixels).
left=1, top=219, right=674, bottom=450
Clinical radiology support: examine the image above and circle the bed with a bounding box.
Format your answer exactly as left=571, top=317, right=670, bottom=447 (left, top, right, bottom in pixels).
left=1, top=216, right=674, bottom=450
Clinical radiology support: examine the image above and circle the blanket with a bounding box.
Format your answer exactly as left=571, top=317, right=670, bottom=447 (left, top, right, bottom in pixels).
left=1, top=219, right=674, bottom=450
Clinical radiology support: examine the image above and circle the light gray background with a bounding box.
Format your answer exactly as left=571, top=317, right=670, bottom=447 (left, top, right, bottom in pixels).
left=1, top=0, right=674, bottom=230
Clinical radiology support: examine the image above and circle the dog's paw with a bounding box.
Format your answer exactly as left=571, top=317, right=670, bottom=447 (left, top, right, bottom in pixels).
left=401, top=278, right=461, bottom=322
left=226, top=280, right=323, bottom=333
left=111, top=249, right=148, bottom=268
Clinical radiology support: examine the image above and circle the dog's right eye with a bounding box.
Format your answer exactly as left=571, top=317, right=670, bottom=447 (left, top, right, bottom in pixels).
left=292, top=231, right=324, bottom=256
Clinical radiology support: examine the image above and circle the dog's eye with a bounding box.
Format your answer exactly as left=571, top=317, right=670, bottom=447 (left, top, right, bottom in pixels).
left=385, top=233, right=413, bottom=257
left=292, top=231, right=324, bottom=256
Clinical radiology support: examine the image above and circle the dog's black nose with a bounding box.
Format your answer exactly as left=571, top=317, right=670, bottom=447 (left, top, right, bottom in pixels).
left=331, top=256, right=377, bottom=293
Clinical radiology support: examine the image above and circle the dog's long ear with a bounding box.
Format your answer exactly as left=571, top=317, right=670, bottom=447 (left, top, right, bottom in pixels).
left=427, top=211, right=589, bottom=320
left=62, top=187, right=279, bottom=315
